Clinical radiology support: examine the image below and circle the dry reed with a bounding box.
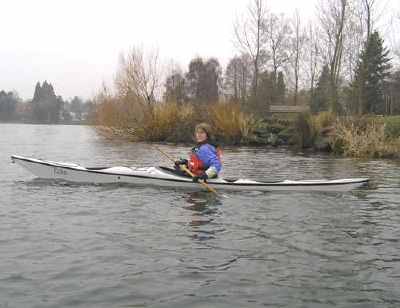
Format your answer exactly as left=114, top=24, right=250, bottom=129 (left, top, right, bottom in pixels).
left=330, top=121, right=400, bottom=158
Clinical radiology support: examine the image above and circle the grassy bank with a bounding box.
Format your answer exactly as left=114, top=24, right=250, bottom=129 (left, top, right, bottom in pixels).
left=293, top=111, right=400, bottom=158
left=92, top=100, right=254, bottom=144
left=92, top=98, right=400, bottom=158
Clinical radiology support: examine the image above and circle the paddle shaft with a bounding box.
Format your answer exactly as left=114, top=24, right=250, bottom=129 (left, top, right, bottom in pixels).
left=154, top=145, right=218, bottom=193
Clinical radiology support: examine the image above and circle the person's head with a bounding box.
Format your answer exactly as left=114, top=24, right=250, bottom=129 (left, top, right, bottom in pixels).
left=194, top=123, right=212, bottom=143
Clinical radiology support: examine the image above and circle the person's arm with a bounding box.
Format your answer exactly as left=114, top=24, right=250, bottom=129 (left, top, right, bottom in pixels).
left=204, top=166, right=219, bottom=179
left=197, top=145, right=221, bottom=179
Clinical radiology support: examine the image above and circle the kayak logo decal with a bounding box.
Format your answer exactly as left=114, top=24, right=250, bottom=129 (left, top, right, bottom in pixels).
left=53, top=166, right=67, bottom=175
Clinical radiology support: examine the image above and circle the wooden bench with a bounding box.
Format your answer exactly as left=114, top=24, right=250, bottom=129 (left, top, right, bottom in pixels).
left=269, top=105, right=310, bottom=114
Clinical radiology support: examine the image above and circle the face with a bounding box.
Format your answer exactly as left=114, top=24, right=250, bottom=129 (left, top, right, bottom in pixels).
left=195, top=128, right=207, bottom=143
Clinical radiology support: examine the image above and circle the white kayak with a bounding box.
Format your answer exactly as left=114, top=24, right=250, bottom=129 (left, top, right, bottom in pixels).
left=11, top=155, right=369, bottom=192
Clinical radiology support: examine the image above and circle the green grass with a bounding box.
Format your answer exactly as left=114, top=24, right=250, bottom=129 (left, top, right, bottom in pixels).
left=372, top=115, right=400, bottom=138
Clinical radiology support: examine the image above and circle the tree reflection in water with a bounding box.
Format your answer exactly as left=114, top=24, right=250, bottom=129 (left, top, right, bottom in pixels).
left=183, top=191, right=225, bottom=240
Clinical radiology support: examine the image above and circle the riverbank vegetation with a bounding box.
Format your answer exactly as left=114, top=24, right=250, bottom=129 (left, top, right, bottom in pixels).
left=331, top=118, right=400, bottom=158
left=92, top=95, right=251, bottom=143
left=293, top=111, right=400, bottom=158
left=90, top=0, right=400, bottom=158
left=92, top=93, right=400, bottom=158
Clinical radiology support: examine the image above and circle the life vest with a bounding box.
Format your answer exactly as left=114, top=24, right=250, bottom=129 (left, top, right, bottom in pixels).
left=189, top=144, right=222, bottom=175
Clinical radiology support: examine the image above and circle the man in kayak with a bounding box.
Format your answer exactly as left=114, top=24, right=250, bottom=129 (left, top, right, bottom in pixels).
left=175, top=123, right=222, bottom=182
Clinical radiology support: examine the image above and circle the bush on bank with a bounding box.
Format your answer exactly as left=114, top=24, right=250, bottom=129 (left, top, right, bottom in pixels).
left=92, top=100, right=252, bottom=143
left=292, top=111, right=400, bottom=158
left=92, top=98, right=400, bottom=158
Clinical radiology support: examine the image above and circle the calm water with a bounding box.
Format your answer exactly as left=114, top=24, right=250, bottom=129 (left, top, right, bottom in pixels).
left=1, top=123, right=399, bottom=308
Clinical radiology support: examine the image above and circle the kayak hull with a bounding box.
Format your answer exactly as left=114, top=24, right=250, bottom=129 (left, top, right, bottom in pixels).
left=11, top=155, right=369, bottom=192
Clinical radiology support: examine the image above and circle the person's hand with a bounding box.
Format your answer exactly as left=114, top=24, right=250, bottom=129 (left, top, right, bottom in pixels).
left=193, top=172, right=208, bottom=183
left=174, top=159, right=188, bottom=168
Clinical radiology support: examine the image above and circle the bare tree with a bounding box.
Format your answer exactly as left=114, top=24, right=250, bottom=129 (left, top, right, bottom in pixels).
left=388, top=5, right=400, bottom=62
left=317, top=0, right=349, bottom=112
left=233, top=0, right=269, bottom=116
left=394, top=17, right=400, bottom=61
left=265, top=12, right=292, bottom=76
left=114, top=46, right=164, bottom=121
left=164, top=62, right=186, bottom=106
left=288, top=10, right=307, bottom=105
left=342, top=1, right=364, bottom=84
left=304, top=21, right=323, bottom=101
left=224, top=54, right=253, bottom=106
left=185, top=57, right=222, bottom=106
left=345, top=0, right=385, bottom=82
left=356, top=0, right=377, bottom=39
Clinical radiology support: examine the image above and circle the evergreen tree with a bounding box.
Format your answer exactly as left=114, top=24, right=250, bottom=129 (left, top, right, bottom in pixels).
left=276, top=71, right=285, bottom=104
left=257, top=70, right=275, bottom=117
left=352, top=31, right=392, bottom=115
left=31, top=81, right=63, bottom=123
left=0, top=91, right=19, bottom=121
left=70, top=96, right=84, bottom=121
left=256, top=70, right=286, bottom=117
left=310, top=65, right=331, bottom=114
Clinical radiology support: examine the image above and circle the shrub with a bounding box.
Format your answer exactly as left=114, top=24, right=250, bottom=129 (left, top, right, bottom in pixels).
left=209, top=101, right=242, bottom=140
left=311, top=110, right=335, bottom=133
left=330, top=121, right=400, bottom=158
left=292, top=111, right=314, bottom=148
left=134, top=102, right=195, bottom=142
left=92, top=97, right=256, bottom=143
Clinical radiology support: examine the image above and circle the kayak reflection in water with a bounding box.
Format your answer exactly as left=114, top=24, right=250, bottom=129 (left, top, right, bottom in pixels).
left=174, top=123, right=222, bottom=183
left=183, top=191, right=224, bottom=239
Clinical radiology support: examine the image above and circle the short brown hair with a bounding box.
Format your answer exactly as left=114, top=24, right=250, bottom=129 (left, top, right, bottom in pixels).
left=195, top=123, right=213, bottom=140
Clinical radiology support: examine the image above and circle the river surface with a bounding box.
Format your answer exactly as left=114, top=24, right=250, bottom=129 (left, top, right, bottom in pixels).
left=1, top=123, right=399, bottom=307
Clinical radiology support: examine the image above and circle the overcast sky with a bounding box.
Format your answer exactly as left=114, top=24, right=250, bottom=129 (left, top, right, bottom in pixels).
left=1, top=0, right=398, bottom=101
